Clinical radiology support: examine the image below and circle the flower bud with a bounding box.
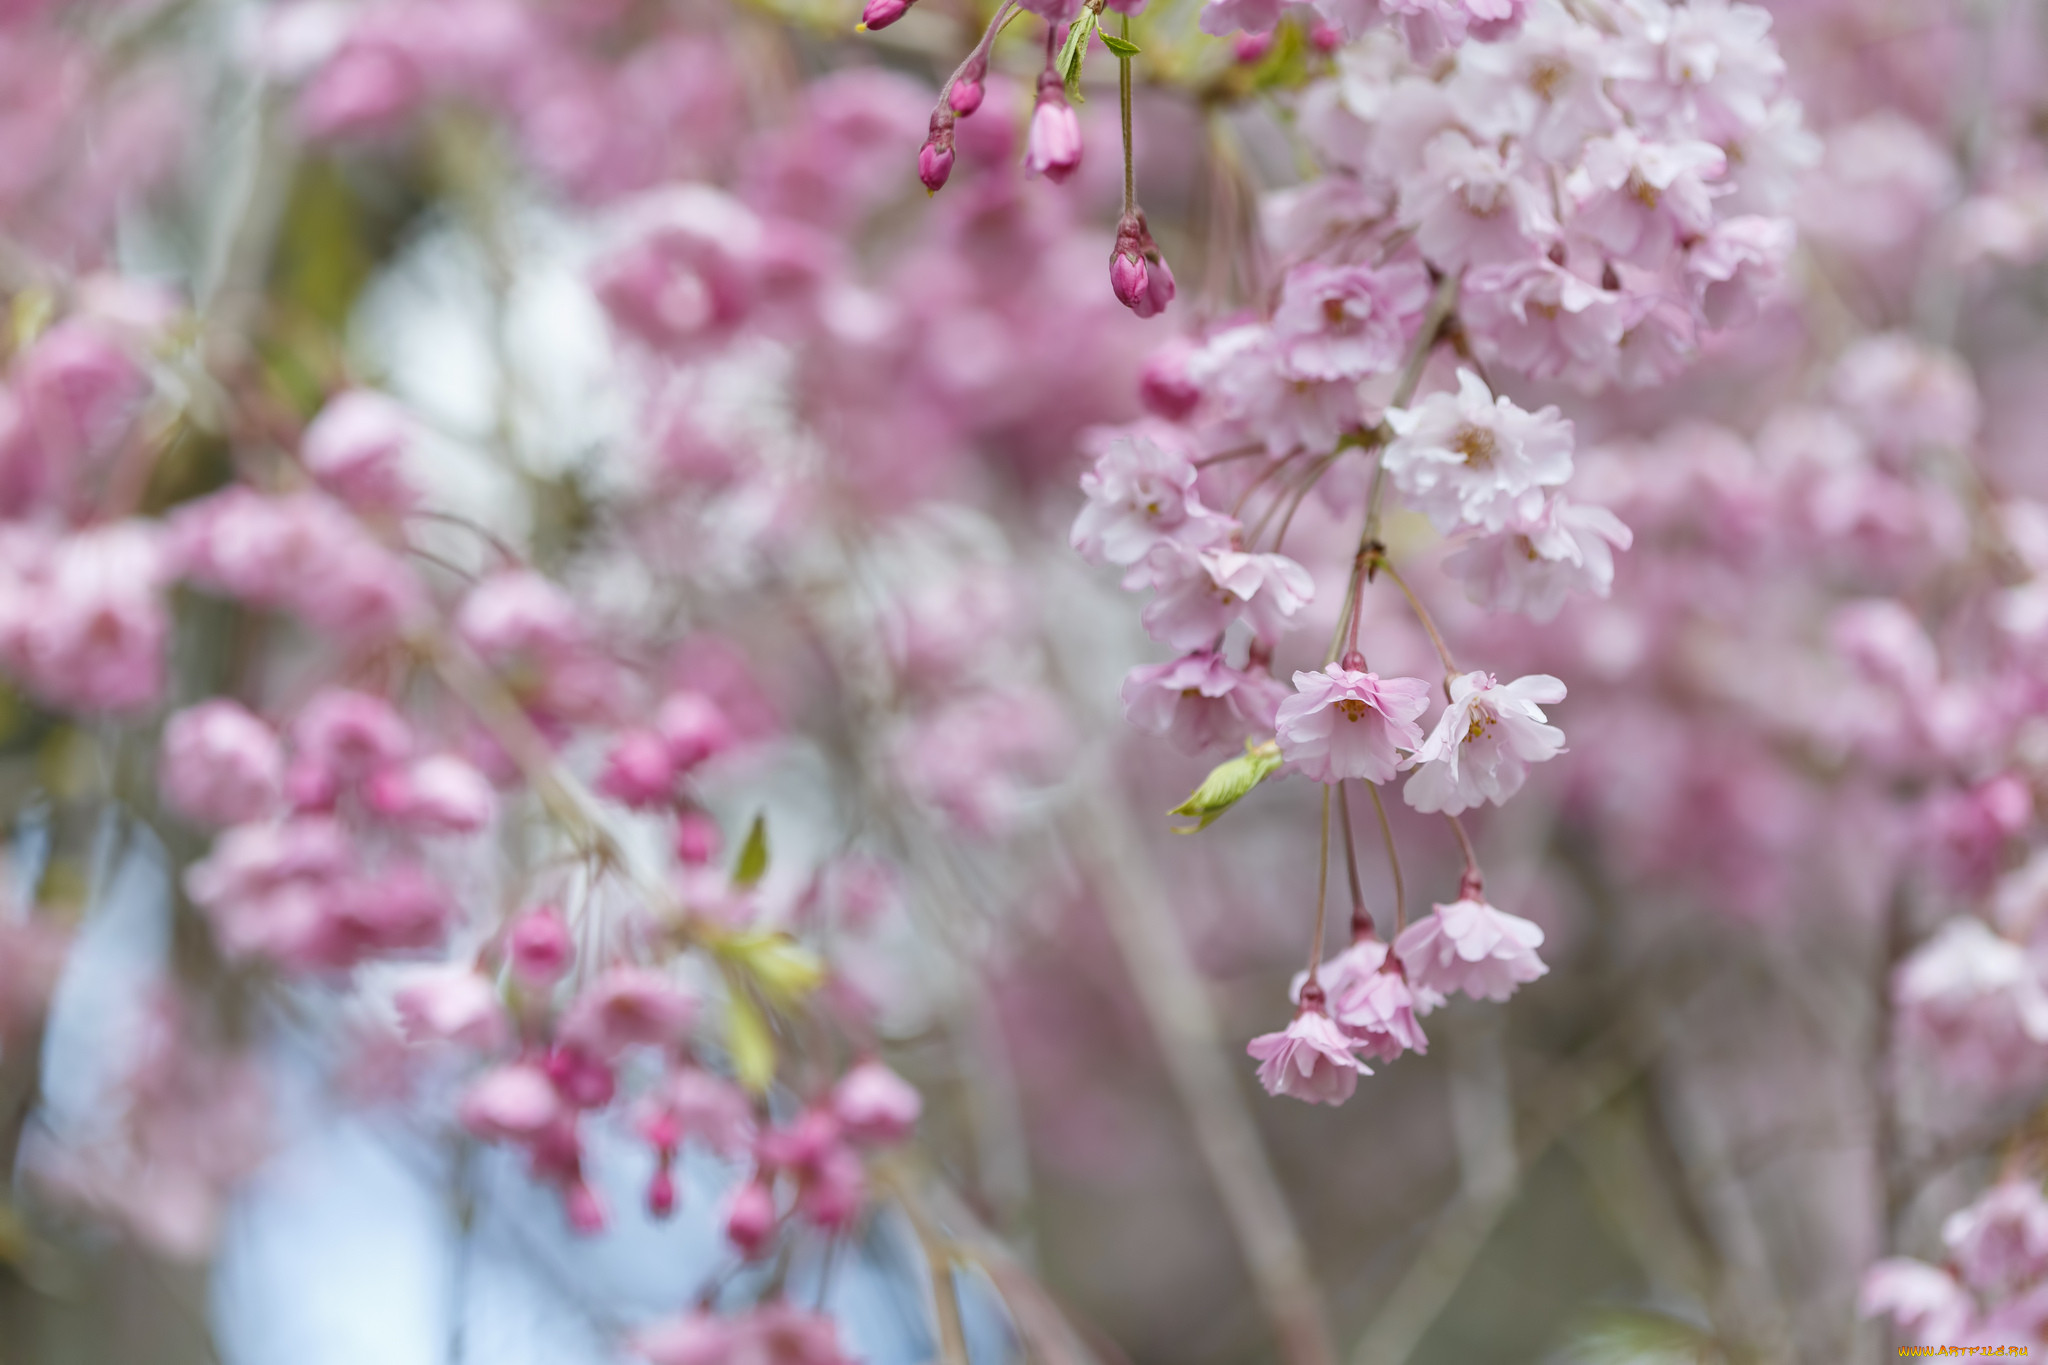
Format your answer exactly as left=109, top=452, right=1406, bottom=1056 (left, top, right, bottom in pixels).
left=564, top=1180, right=607, bottom=1235
left=1233, top=31, right=1274, bottom=63
left=726, top=1180, right=778, bottom=1258
left=647, top=1164, right=678, bottom=1219
left=858, top=0, right=911, bottom=28
left=1140, top=250, right=1177, bottom=318
left=948, top=57, right=986, bottom=116
left=1110, top=250, right=1150, bottom=311
left=919, top=110, right=957, bottom=195
left=674, top=810, right=721, bottom=865
left=1026, top=74, right=1081, bottom=184
left=509, top=906, right=573, bottom=985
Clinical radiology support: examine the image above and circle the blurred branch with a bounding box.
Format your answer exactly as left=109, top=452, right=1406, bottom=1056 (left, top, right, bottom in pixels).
left=1346, top=987, right=1689, bottom=1365
left=1065, top=793, right=1339, bottom=1365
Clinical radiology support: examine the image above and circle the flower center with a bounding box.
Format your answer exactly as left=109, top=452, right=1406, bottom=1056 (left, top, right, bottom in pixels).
left=1528, top=58, right=1566, bottom=101
left=1465, top=711, right=1496, bottom=744
left=1335, top=697, right=1370, bottom=721
left=1452, top=425, right=1498, bottom=468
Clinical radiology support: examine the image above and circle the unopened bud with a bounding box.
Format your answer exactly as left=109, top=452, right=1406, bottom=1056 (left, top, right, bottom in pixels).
left=1025, top=73, right=1082, bottom=183
left=1233, top=31, right=1274, bottom=63
left=948, top=57, right=986, bottom=116
left=919, top=112, right=956, bottom=195
left=1110, top=251, right=1150, bottom=311
left=858, top=0, right=911, bottom=29
left=1309, top=20, right=1343, bottom=52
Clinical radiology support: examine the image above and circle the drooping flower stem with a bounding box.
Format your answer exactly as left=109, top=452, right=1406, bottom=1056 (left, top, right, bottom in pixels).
left=1336, top=782, right=1373, bottom=940
left=1306, top=784, right=1331, bottom=987
left=1446, top=813, right=1482, bottom=894
left=1367, top=780, right=1405, bottom=935
left=1374, top=553, right=1461, bottom=687
left=1119, top=14, right=1135, bottom=217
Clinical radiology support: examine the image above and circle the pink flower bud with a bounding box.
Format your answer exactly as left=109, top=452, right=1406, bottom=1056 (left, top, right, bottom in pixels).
left=1309, top=20, right=1342, bottom=51
left=1233, top=31, right=1274, bottom=62
left=919, top=139, right=955, bottom=195
left=919, top=110, right=956, bottom=195
left=795, top=1146, right=865, bottom=1230
left=1110, top=250, right=1150, bottom=311
left=948, top=75, right=984, bottom=117
left=859, top=0, right=911, bottom=28
left=674, top=811, right=721, bottom=865
left=1141, top=251, right=1177, bottom=317
left=647, top=1164, right=678, bottom=1219
left=1026, top=75, right=1081, bottom=183
left=831, top=1061, right=922, bottom=1145
left=598, top=729, right=677, bottom=808
left=564, top=1180, right=607, bottom=1235
left=546, top=1043, right=617, bottom=1109
left=656, top=691, right=736, bottom=771
left=509, top=907, right=573, bottom=985
left=726, top=1179, right=778, bottom=1258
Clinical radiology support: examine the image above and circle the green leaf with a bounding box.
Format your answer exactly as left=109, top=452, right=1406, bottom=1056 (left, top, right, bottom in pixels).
left=1097, top=31, right=1140, bottom=56
left=717, top=930, right=826, bottom=1008
left=725, top=989, right=776, bottom=1094
left=732, top=812, right=769, bottom=887
left=1056, top=9, right=1095, bottom=102
left=1170, top=740, right=1284, bottom=832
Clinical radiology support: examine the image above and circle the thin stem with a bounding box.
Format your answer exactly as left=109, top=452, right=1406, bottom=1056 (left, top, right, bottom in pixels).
left=1445, top=813, right=1480, bottom=883
left=1196, top=444, right=1266, bottom=468
left=1270, top=451, right=1343, bottom=555
left=1376, top=555, right=1460, bottom=684
left=1363, top=271, right=1461, bottom=546
left=1118, top=14, right=1135, bottom=215
left=1232, top=450, right=1303, bottom=519
left=937, top=0, right=1018, bottom=117
left=1367, top=782, right=1405, bottom=935
left=1306, top=785, right=1332, bottom=985
left=1337, top=782, right=1372, bottom=938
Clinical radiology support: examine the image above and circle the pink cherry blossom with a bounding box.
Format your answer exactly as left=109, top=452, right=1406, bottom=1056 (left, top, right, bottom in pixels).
left=1140, top=546, right=1316, bottom=650
left=1271, top=261, right=1430, bottom=382
left=1121, top=651, right=1289, bottom=754
left=1860, top=1260, right=1974, bottom=1348
left=508, top=907, right=574, bottom=985
left=1442, top=491, right=1632, bottom=621
left=160, top=701, right=284, bottom=827
left=1025, top=75, right=1081, bottom=184
left=394, top=968, right=509, bottom=1050
left=558, top=966, right=696, bottom=1058
left=831, top=1060, right=922, bottom=1145
left=1275, top=663, right=1431, bottom=784
left=300, top=388, right=417, bottom=512
left=459, top=1063, right=565, bottom=1141
left=1382, top=369, right=1575, bottom=533
left=1246, top=1004, right=1370, bottom=1105
left=1403, top=671, right=1567, bottom=815
left=1894, top=918, right=2048, bottom=1084
left=1394, top=895, right=1548, bottom=1002
left=1072, top=435, right=1230, bottom=568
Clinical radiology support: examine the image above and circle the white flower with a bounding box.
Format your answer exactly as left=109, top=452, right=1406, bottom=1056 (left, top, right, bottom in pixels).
left=1383, top=370, right=1574, bottom=533
left=1403, top=671, right=1567, bottom=814
left=1443, top=491, right=1632, bottom=621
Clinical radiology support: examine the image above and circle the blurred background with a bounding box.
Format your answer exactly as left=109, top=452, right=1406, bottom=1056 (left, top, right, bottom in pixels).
left=0, top=1, right=2044, bottom=1364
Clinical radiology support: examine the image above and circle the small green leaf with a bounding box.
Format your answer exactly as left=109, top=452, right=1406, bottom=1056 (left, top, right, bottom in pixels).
left=718, top=930, right=826, bottom=1008
left=725, top=989, right=776, bottom=1094
left=1170, top=740, right=1284, bottom=832
left=1097, top=32, right=1140, bottom=56
left=733, top=813, right=769, bottom=887
left=1056, top=10, right=1096, bottom=102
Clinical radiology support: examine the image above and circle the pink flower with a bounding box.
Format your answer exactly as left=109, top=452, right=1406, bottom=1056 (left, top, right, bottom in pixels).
left=656, top=691, right=737, bottom=770
left=1461, top=258, right=1627, bottom=392
left=508, top=907, right=573, bottom=985
left=1400, top=131, right=1558, bottom=272
left=459, top=1063, right=564, bottom=1141
left=1829, top=332, right=1981, bottom=459
left=1382, top=370, right=1574, bottom=533
left=365, top=754, right=496, bottom=834
left=1121, top=651, right=1289, bottom=753
left=1199, top=0, right=1283, bottom=35
left=1860, top=1259, right=1974, bottom=1347
left=1566, top=129, right=1727, bottom=267
left=1271, top=261, right=1430, bottom=381
left=1403, top=671, right=1567, bottom=815
left=1395, top=895, right=1548, bottom=1002
left=300, top=389, right=417, bottom=512
left=161, top=701, right=284, bottom=827
left=596, top=729, right=677, bottom=807
left=1275, top=664, right=1431, bottom=784
left=1140, top=547, right=1316, bottom=650
left=591, top=191, right=762, bottom=354
left=632, top=1312, right=739, bottom=1365
left=559, top=967, right=696, bottom=1058
left=13, top=318, right=148, bottom=467
left=1944, top=1179, right=2048, bottom=1296
left=286, top=688, right=412, bottom=809
left=1894, top=918, right=2048, bottom=1083
left=650, top=1067, right=753, bottom=1156
left=394, top=968, right=508, bottom=1050
left=1686, top=215, right=1795, bottom=330
left=1330, top=963, right=1429, bottom=1062
left=455, top=570, right=617, bottom=722
left=1247, top=1004, right=1370, bottom=1105
left=1025, top=75, right=1081, bottom=183
left=1443, top=492, right=1632, bottom=622
left=6, top=522, right=169, bottom=714
left=183, top=817, right=353, bottom=967
left=1072, top=435, right=1230, bottom=568
left=831, top=1060, right=922, bottom=1145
